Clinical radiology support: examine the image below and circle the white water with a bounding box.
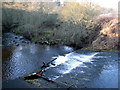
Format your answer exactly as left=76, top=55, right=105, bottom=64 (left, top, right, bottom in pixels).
left=48, top=52, right=98, bottom=80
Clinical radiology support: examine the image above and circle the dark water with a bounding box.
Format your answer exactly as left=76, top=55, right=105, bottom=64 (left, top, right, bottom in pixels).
left=2, top=33, right=119, bottom=88
left=42, top=51, right=118, bottom=88
left=2, top=33, right=74, bottom=81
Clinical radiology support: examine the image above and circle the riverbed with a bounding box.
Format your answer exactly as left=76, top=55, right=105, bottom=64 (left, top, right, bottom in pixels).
left=2, top=33, right=119, bottom=88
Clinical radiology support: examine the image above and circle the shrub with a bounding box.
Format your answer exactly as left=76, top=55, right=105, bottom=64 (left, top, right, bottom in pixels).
left=58, top=2, right=102, bottom=30
left=2, top=2, right=103, bottom=48
left=2, top=2, right=58, bottom=32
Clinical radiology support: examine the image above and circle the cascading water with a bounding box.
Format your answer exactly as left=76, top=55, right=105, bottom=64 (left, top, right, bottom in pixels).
left=43, top=52, right=98, bottom=80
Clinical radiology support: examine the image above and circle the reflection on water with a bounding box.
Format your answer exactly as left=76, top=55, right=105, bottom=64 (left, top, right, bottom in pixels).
left=2, top=44, right=74, bottom=81
left=2, top=44, right=119, bottom=88
left=2, top=33, right=119, bottom=88
left=42, top=51, right=118, bottom=88
left=89, top=56, right=118, bottom=88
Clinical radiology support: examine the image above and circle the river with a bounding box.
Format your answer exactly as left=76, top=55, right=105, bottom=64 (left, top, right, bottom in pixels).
left=2, top=33, right=119, bottom=88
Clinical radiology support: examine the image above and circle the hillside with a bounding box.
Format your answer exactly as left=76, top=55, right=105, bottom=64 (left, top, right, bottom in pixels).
left=2, top=2, right=119, bottom=51
left=92, top=15, right=119, bottom=50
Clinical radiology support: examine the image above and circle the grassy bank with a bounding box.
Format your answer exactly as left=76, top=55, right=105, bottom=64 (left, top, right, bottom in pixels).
left=2, top=2, right=118, bottom=51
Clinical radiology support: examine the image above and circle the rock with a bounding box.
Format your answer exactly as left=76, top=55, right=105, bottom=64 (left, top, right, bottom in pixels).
left=16, top=43, right=19, bottom=46
left=35, top=42, right=38, bottom=44
left=15, top=37, right=18, bottom=39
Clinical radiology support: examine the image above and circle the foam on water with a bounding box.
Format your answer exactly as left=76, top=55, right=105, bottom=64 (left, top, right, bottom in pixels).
left=48, top=52, right=98, bottom=80
left=53, top=52, right=98, bottom=65
left=53, top=56, right=68, bottom=66
left=63, top=46, right=74, bottom=52
left=57, top=53, right=98, bottom=74
left=58, top=61, right=83, bottom=74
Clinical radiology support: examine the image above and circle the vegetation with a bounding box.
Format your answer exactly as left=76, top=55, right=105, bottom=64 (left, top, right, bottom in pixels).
left=92, top=16, right=119, bottom=50
left=58, top=2, right=102, bottom=29
left=25, top=79, right=41, bottom=87
left=2, top=1, right=118, bottom=50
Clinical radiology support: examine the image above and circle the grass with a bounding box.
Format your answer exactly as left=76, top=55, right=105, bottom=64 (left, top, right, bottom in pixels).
left=39, top=30, right=55, bottom=34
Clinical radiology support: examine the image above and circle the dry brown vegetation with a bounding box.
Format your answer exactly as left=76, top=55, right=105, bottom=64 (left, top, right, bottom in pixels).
left=2, top=2, right=118, bottom=50
left=92, top=14, right=119, bottom=50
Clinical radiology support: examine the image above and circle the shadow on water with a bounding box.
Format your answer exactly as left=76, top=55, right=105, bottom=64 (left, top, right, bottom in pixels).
left=2, top=44, right=75, bottom=81
left=40, top=51, right=118, bottom=88
left=2, top=33, right=119, bottom=88
left=2, top=33, right=75, bottom=81
left=2, top=5, right=119, bottom=88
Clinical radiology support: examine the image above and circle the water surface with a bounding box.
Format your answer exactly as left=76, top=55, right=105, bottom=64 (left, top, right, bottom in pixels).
left=2, top=33, right=119, bottom=88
